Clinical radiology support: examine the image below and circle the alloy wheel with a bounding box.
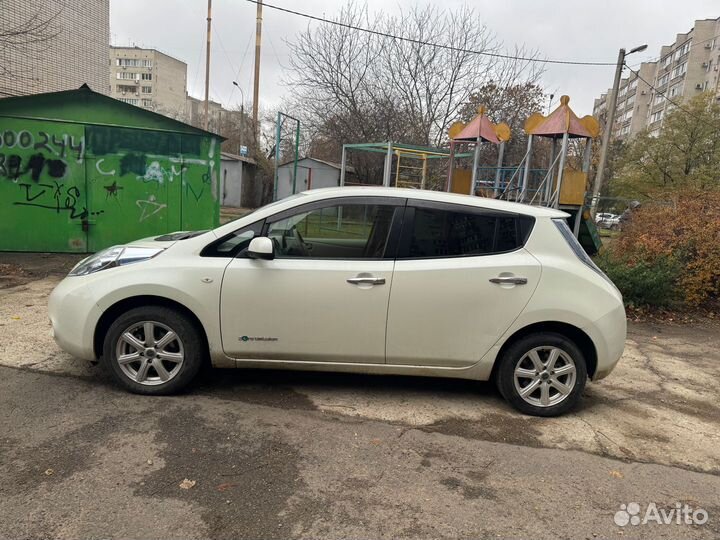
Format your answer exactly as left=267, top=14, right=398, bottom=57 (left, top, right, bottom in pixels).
left=115, top=321, right=185, bottom=386
left=513, top=346, right=577, bottom=408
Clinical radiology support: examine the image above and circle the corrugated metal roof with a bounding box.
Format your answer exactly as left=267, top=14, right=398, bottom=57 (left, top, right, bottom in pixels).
left=221, top=151, right=257, bottom=165
left=278, top=156, right=354, bottom=173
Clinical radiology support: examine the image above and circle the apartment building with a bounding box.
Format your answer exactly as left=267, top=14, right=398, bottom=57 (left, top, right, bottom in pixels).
left=109, top=47, right=188, bottom=120
left=0, top=0, right=109, bottom=97
left=186, top=95, right=225, bottom=132
left=594, top=61, right=657, bottom=140
left=593, top=16, right=720, bottom=139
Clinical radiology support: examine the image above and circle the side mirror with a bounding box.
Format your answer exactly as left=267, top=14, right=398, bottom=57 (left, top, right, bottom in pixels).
left=248, top=236, right=275, bottom=260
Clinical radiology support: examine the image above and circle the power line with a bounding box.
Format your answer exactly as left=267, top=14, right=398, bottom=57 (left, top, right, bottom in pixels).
left=244, top=0, right=617, bottom=67
left=228, top=32, right=255, bottom=105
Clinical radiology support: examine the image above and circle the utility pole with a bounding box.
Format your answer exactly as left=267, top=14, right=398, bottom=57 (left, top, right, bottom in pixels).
left=204, top=0, right=212, bottom=131
left=591, top=44, right=647, bottom=216
left=252, top=0, right=263, bottom=143
left=233, top=81, right=245, bottom=155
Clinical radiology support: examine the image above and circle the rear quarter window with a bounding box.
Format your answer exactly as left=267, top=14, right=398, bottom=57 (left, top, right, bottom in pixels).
left=400, top=204, right=535, bottom=259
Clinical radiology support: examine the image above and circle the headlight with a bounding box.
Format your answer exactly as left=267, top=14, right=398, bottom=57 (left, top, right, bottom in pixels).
left=69, top=246, right=164, bottom=276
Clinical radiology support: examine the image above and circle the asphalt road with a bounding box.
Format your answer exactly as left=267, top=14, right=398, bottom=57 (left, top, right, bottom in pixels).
left=1, top=363, right=719, bottom=540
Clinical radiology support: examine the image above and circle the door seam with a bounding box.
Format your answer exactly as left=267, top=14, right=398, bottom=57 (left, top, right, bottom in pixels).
left=382, top=259, right=396, bottom=365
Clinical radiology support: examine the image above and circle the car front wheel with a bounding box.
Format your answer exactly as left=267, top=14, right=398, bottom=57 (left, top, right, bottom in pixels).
left=103, top=306, right=205, bottom=395
left=496, top=332, right=587, bottom=417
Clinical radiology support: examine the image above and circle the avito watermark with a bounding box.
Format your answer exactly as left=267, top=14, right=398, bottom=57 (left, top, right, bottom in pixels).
left=614, top=502, right=709, bottom=527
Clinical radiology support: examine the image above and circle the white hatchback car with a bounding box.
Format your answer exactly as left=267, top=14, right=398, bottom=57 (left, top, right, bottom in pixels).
left=49, top=187, right=626, bottom=416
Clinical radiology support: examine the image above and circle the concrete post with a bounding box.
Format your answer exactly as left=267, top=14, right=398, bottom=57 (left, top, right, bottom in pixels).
left=339, top=145, right=347, bottom=186
left=591, top=48, right=625, bottom=216
left=421, top=155, right=428, bottom=190
left=383, top=141, right=393, bottom=187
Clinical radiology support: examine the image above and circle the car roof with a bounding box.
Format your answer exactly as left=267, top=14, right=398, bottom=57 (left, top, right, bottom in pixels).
left=211, top=186, right=569, bottom=239
left=297, top=187, right=569, bottom=218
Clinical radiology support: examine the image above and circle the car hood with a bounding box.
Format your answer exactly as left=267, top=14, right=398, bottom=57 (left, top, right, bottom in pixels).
left=127, top=230, right=210, bottom=249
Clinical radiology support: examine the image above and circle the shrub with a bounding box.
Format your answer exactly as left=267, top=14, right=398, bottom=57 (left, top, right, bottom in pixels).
left=607, top=190, right=720, bottom=307
left=595, top=252, right=681, bottom=308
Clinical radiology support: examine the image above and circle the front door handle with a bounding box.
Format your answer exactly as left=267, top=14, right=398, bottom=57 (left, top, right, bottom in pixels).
left=489, top=276, right=528, bottom=285
left=347, top=276, right=386, bottom=285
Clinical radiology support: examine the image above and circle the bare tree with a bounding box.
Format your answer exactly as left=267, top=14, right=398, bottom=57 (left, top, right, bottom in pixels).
left=283, top=1, right=545, bottom=174
left=379, top=6, right=543, bottom=146
left=0, top=7, right=62, bottom=88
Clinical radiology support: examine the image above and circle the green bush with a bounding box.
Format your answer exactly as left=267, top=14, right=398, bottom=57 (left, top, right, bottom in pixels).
left=595, top=252, right=681, bottom=308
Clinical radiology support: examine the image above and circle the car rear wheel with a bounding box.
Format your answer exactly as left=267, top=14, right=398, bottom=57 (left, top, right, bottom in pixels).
left=496, top=332, right=587, bottom=417
left=103, top=306, right=204, bottom=395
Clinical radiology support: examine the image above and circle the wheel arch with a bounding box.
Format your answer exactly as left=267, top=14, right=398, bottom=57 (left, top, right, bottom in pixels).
left=93, top=295, right=210, bottom=361
left=491, top=321, right=598, bottom=380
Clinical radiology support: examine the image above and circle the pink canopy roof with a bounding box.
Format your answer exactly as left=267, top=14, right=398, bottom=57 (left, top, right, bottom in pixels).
left=452, top=108, right=501, bottom=144
left=525, top=95, right=599, bottom=139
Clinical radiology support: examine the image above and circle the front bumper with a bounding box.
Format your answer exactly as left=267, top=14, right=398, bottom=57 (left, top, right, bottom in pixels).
left=48, top=277, right=103, bottom=361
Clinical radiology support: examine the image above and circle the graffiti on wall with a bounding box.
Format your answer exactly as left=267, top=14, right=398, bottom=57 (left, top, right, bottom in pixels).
left=1, top=128, right=88, bottom=221
left=14, top=181, right=103, bottom=220
left=136, top=195, right=167, bottom=222
left=0, top=120, right=220, bottom=253
left=2, top=128, right=215, bottom=216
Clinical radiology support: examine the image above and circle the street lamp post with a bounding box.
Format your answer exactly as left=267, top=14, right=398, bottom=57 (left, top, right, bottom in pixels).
left=590, top=44, right=647, bottom=216
left=232, top=81, right=245, bottom=156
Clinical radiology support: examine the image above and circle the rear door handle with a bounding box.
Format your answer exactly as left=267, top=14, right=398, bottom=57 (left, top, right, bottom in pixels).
left=347, top=276, right=386, bottom=285
left=489, top=276, right=528, bottom=285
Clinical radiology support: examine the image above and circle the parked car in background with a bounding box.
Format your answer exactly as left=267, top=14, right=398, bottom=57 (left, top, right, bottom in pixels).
left=596, top=213, right=620, bottom=229
left=595, top=213, right=613, bottom=224
left=49, top=187, right=626, bottom=417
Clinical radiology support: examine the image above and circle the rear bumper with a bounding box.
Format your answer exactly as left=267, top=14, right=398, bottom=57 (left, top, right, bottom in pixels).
left=583, top=303, right=627, bottom=380
left=48, top=277, right=102, bottom=361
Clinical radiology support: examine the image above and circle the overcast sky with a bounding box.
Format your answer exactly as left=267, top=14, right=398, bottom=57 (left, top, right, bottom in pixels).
left=110, top=0, right=719, bottom=116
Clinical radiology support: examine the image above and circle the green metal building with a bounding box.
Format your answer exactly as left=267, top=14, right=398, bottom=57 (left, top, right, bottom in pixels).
left=0, top=85, right=223, bottom=253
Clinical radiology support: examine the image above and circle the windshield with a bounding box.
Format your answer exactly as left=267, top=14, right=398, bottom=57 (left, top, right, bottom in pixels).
left=228, top=192, right=309, bottom=224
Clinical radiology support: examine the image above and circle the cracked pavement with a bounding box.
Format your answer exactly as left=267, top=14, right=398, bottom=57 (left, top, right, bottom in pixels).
left=1, top=254, right=719, bottom=539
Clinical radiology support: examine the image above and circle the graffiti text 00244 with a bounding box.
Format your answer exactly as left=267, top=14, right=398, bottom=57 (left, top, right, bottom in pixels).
left=0, top=130, right=85, bottom=161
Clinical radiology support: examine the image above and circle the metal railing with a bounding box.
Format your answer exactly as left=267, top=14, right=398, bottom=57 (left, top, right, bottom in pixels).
left=474, top=168, right=548, bottom=202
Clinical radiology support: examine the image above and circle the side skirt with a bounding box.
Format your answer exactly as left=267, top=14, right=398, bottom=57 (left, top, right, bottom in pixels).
left=212, top=347, right=501, bottom=382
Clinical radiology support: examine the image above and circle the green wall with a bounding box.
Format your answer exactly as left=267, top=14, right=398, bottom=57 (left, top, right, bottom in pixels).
left=0, top=101, right=221, bottom=253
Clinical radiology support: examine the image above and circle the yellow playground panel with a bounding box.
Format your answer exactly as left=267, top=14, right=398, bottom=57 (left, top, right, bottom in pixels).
left=557, top=169, right=587, bottom=206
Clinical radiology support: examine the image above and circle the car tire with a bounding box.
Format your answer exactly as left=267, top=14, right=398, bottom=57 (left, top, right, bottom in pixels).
left=496, top=332, right=587, bottom=417
left=102, top=306, right=205, bottom=395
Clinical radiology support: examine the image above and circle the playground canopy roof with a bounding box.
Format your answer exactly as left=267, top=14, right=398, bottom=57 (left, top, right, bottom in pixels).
left=452, top=113, right=502, bottom=144
left=524, top=95, right=600, bottom=139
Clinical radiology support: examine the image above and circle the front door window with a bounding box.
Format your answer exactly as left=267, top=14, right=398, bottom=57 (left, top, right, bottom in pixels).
left=266, top=203, right=397, bottom=259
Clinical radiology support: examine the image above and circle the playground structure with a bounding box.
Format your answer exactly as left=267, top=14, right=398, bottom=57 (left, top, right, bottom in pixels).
left=444, top=106, right=511, bottom=196
left=510, top=95, right=602, bottom=251
left=338, top=142, right=473, bottom=190
left=293, top=95, right=603, bottom=252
